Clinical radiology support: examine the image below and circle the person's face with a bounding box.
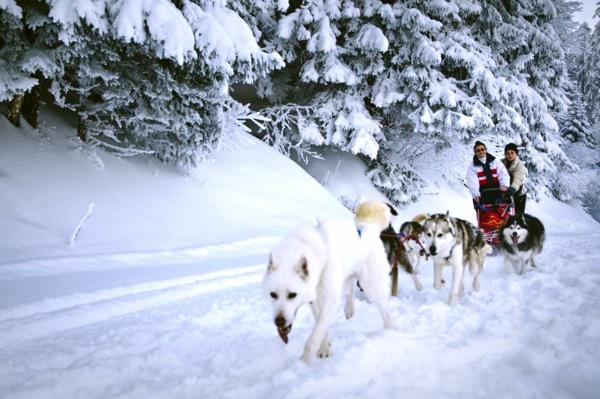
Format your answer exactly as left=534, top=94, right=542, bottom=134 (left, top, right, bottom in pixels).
left=505, top=149, right=517, bottom=161
left=474, top=146, right=486, bottom=157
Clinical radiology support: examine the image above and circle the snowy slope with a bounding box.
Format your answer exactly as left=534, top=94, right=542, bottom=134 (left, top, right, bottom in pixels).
left=0, top=109, right=349, bottom=265
left=1, top=111, right=599, bottom=399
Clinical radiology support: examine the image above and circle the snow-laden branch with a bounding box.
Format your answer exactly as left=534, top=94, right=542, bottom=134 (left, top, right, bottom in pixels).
left=69, top=203, right=95, bottom=246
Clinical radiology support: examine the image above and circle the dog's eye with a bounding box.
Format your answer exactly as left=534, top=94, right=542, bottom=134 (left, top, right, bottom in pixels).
left=270, top=292, right=278, bottom=299
left=288, top=292, right=297, bottom=300
left=427, top=233, right=432, bottom=237
left=437, top=233, right=443, bottom=238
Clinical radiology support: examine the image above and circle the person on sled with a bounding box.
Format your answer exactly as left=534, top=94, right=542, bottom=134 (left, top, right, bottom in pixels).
left=466, top=140, right=510, bottom=207
left=501, top=143, right=527, bottom=215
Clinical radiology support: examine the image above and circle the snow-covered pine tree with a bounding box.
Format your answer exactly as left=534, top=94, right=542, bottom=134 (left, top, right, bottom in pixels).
left=369, top=1, right=496, bottom=204
left=560, top=89, right=594, bottom=145
left=583, top=12, right=600, bottom=128
left=471, top=0, right=574, bottom=199
left=551, top=1, right=595, bottom=147
left=0, top=2, right=61, bottom=127
left=45, top=0, right=224, bottom=165
left=571, top=22, right=592, bottom=93
left=256, top=0, right=573, bottom=205
left=255, top=0, right=386, bottom=163
left=4, top=0, right=281, bottom=167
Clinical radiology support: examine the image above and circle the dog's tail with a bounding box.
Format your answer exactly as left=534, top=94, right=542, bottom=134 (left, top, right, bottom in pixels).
left=355, top=201, right=392, bottom=232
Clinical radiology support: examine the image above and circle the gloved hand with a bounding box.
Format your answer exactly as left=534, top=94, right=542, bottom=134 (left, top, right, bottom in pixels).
left=506, top=187, right=516, bottom=197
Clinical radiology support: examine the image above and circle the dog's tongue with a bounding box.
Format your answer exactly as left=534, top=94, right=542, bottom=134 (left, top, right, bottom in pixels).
left=277, top=328, right=289, bottom=344
left=512, top=236, right=519, bottom=245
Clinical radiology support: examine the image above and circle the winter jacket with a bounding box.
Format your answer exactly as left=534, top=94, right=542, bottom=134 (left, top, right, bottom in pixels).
left=502, top=156, right=527, bottom=195
left=466, top=153, right=510, bottom=198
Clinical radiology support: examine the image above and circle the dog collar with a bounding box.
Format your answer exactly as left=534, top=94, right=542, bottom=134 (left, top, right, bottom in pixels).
left=443, top=243, right=458, bottom=262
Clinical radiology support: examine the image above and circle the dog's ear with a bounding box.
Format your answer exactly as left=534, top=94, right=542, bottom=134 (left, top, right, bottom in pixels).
left=445, top=210, right=450, bottom=219
left=386, top=203, right=398, bottom=216
left=295, top=256, right=309, bottom=281
left=267, top=254, right=277, bottom=273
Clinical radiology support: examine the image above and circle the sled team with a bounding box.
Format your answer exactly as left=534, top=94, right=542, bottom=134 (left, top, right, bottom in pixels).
left=262, top=141, right=546, bottom=363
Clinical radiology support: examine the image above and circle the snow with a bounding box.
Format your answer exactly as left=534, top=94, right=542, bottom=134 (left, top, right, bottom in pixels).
left=1, top=109, right=600, bottom=398
left=0, top=0, right=21, bottom=17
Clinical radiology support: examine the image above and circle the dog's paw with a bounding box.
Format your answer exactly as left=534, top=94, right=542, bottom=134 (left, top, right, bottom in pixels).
left=434, top=279, right=446, bottom=290
left=384, top=321, right=397, bottom=330
left=448, top=294, right=459, bottom=306
left=300, top=350, right=314, bottom=364
left=415, top=280, right=424, bottom=291
left=344, top=302, right=355, bottom=320
left=317, top=342, right=332, bottom=359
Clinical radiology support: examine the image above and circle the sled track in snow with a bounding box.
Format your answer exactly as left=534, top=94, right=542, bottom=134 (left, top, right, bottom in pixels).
left=0, top=265, right=265, bottom=349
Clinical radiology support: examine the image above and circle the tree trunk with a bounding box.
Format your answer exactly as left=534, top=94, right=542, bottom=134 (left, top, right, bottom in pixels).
left=6, top=94, right=24, bottom=127
left=22, top=85, right=41, bottom=128
left=77, top=117, right=87, bottom=142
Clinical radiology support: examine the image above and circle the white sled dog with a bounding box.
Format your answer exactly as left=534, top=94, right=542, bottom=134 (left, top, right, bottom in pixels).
left=422, top=212, right=492, bottom=305
left=262, top=201, right=394, bottom=363
left=500, top=213, right=545, bottom=275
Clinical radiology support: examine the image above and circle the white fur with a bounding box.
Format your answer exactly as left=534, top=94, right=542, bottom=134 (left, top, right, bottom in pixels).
left=262, top=218, right=393, bottom=364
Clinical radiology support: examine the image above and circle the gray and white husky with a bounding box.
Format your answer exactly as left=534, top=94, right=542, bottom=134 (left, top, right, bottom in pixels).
left=422, top=212, right=492, bottom=305
left=500, top=213, right=545, bottom=275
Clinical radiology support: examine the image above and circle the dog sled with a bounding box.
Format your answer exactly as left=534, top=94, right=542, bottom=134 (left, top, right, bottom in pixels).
left=475, top=188, right=514, bottom=247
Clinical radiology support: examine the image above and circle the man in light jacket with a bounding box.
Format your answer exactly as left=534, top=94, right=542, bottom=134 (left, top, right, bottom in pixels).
left=502, top=142, right=527, bottom=214
left=467, top=140, right=510, bottom=205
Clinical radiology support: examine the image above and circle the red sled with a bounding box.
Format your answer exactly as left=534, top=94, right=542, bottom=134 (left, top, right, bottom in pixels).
left=476, top=189, right=514, bottom=247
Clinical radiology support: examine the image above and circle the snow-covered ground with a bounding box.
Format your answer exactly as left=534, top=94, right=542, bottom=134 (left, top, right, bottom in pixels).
left=1, top=112, right=599, bottom=398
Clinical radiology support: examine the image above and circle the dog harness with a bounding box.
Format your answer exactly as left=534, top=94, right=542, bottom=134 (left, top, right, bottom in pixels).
left=380, top=230, right=429, bottom=264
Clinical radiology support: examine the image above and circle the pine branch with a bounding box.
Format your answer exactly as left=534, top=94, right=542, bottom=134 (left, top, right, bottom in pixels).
left=69, top=203, right=95, bottom=246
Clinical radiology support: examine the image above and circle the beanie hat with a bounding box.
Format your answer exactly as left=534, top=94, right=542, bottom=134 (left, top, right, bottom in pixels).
left=473, top=140, right=486, bottom=150
left=504, top=143, right=518, bottom=154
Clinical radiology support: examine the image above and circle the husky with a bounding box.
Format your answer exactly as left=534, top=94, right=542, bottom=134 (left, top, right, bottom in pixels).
left=422, top=212, right=492, bottom=305
left=262, top=201, right=394, bottom=363
left=381, top=214, right=428, bottom=295
left=500, top=213, right=545, bottom=275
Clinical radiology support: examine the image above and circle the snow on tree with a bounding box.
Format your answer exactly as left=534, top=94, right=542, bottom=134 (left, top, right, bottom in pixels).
left=570, top=22, right=592, bottom=93
left=583, top=12, right=600, bottom=128
left=256, top=0, right=386, bottom=162
left=1, top=2, right=62, bottom=127
left=255, top=0, right=573, bottom=205
left=560, top=89, right=594, bottom=145
left=2, top=0, right=282, bottom=167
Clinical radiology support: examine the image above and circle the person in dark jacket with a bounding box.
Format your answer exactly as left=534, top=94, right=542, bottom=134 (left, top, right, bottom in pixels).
left=502, top=143, right=528, bottom=214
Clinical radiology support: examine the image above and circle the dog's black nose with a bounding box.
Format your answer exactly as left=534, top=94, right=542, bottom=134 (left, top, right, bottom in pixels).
left=430, top=245, right=436, bottom=256
left=275, top=315, right=286, bottom=328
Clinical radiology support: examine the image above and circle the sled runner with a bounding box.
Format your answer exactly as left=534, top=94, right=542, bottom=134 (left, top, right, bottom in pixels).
left=475, top=188, right=514, bottom=247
